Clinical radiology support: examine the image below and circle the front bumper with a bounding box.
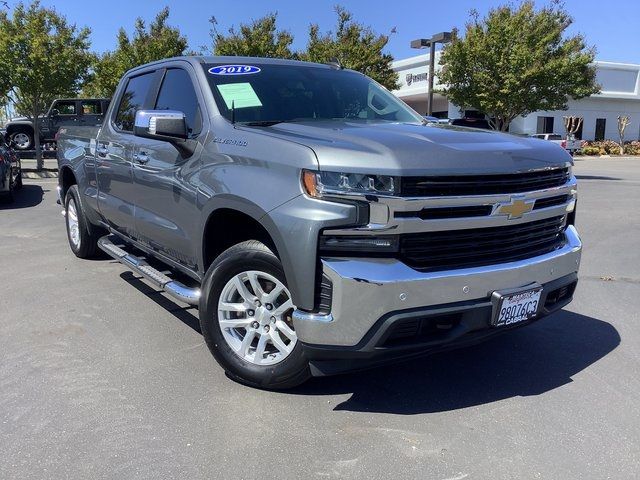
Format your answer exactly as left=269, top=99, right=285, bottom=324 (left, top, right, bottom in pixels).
left=293, top=225, right=581, bottom=355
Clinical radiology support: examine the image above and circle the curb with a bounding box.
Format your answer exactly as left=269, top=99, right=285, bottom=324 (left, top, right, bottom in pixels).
left=22, top=170, right=58, bottom=179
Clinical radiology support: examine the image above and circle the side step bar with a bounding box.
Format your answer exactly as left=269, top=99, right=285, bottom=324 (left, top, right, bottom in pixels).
left=98, top=235, right=201, bottom=305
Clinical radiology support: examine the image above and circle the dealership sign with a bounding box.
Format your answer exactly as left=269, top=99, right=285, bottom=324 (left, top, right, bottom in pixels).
left=405, top=72, right=428, bottom=86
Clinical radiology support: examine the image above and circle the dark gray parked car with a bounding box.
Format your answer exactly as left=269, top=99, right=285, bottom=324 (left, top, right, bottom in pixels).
left=56, top=56, right=581, bottom=389
left=5, top=98, right=110, bottom=150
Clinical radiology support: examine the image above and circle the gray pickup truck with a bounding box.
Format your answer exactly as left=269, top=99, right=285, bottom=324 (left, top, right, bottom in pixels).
left=57, top=56, right=582, bottom=389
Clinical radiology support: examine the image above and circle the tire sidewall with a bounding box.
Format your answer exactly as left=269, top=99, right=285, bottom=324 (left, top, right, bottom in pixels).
left=65, top=185, right=90, bottom=257
left=199, top=243, right=309, bottom=389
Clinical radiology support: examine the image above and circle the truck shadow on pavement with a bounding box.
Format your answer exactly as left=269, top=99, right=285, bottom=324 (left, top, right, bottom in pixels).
left=119, top=271, right=201, bottom=334
left=293, top=311, right=620, bottom=414
left=0, top=184, right=45, bottom=209
left=112, top=274, right=620, bottom=414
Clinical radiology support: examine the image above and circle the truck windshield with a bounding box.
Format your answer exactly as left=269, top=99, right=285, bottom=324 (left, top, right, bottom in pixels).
left=203, top=63, right=422, bottom=125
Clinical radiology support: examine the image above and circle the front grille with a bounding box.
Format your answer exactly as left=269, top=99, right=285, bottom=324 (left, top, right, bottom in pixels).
left=399, top=215, right=567, bottom=271
left=383, top=312, right=462, bottom=347
left=533, top=194, right=571, bottom=210
left=400, top=168, right=570, bottom=197
left=395, top=205, right=493, bottom=220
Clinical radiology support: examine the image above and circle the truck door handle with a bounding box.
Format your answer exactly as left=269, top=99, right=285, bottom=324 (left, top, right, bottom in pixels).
left=96, top=145, right=108, bottom=156
left=133, top=152, right=149, bottom=164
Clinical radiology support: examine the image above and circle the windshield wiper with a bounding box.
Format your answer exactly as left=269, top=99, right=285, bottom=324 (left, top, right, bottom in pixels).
left=240, top=120, right=286, bottom=127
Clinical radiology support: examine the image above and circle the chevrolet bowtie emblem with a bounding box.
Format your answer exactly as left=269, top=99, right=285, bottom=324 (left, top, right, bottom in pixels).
left=495, top=198, right=535, bottom=219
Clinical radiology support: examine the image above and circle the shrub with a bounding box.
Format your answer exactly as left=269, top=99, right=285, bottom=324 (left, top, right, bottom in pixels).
left=624, top=141, right=640, bottom=155
left=581, top=145, right=602, bottom=155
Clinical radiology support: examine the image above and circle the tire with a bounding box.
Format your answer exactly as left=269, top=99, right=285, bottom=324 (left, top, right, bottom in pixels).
left=64, top=185, right=100, bottom=258
left=199, top=240, right=311, bottom=389
left=10, top=130, right=34, bottom=150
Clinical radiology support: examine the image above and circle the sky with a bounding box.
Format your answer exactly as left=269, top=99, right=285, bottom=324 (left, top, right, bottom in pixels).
left=29, top=0, right=640, bottom=64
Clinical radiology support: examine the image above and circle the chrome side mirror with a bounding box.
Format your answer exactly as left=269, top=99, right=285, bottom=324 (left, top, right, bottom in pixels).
left=134, top=110, right=188, bottom=142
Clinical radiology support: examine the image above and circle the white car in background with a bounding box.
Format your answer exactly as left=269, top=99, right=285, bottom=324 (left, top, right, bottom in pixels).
left=531, top=133, right=582, bottom=155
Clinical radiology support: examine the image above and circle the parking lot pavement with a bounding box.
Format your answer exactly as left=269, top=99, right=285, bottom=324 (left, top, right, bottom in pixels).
left=1, top=158, right=639, bottom=480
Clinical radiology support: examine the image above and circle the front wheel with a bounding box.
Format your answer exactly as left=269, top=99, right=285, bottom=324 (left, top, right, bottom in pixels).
left=199, top=240, right=311, bottom=389
left=11, top=131, right=34, bottom=150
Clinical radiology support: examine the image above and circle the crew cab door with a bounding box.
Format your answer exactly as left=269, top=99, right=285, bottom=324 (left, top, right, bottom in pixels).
left=96, top=71, right=158, bottom=235
left=131, top=66, right=205, bottom=271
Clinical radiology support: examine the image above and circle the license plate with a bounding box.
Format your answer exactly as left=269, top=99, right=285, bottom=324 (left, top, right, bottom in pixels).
left=492, top=287, right=542, bottom=327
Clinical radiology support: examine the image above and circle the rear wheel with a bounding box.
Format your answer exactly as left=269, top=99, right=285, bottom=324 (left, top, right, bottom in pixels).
left=65, top=185, right=100, bottom=258
left=199, top=240, right=311, bottom=389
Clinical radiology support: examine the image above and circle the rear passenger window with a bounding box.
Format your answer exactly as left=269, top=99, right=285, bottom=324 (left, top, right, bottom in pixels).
left=115, top=72, right=155, bottom=131
left=155, top=69, right=202, bottom=136
left=81, top=101, right=102, bottom=115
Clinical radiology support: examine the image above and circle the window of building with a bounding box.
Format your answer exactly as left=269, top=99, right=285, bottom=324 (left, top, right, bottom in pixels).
left=81, top=101, right=102, bottom=115
left=55, top=101, right=76, bottom=115
left=536, top=116, right=555, bottom=134
left=115, top=72, right=156, bottom=132
left=595, top=118, right=606, bottom=141
left=155, top=69, right=202, bottom=136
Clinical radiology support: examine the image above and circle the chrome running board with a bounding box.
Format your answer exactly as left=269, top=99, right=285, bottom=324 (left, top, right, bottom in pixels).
left=97, top=235, right=201, bottom=305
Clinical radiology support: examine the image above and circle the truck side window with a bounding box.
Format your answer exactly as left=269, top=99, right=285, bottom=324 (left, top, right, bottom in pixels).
left=155, top=69, right=202, bottom=136
left=81, top=101, right=102, bottom=115
left=56, top=101, right=76, bottom=115
left=114, top=72, right=155, bottom=132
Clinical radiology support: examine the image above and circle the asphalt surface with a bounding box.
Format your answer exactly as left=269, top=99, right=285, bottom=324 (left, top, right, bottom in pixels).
left=1, top=158, right=639, bottom=479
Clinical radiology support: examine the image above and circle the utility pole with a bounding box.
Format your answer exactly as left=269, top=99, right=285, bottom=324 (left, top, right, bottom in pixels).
left=411, top=32, right=452, bottom=116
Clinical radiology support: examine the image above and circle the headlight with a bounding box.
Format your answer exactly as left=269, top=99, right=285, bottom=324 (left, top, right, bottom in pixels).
left=302, top=170, right=397, bottom=198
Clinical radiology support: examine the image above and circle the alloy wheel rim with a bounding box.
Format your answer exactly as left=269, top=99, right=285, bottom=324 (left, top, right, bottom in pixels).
left=218, top=270, right=297, bottom=366
left=13, top=133, right=30, bottom=149
left=67, top=199, right=81, bottom=248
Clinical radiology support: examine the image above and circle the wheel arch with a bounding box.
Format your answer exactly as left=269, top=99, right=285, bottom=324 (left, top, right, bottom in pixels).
left=199, top=195, right=300, bottom=301
left=5, top=122, right=34, bottom=137
left=59, top=165, right=77, bottom=200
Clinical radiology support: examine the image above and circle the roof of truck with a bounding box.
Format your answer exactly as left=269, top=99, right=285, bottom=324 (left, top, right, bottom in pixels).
left=126, top=55, right=343, bottom=76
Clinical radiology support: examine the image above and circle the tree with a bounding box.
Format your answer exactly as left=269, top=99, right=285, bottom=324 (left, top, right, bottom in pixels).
left=84, top=7, right=187, bottom=97
left=304, top=6, right=399, bottom=90
left=210, top=13, right=296, bottom=59
left=438, top=1, right=600, bottom=131
left=0, top=1, right=92, bottom=169
left=617, top=115, right=630, bottom=155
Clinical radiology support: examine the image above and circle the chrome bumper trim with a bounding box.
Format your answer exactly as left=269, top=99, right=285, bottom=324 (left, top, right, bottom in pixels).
left=292, top=310, right=334, bottom=324
left=293, top=225, right=582, bottom=346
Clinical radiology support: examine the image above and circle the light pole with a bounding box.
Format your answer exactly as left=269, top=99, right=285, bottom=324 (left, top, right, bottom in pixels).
left=410, top=32, right=452, bottom=116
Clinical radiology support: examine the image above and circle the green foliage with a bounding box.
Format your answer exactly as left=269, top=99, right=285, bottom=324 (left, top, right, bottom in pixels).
left=84, top=7, right=187, bottom=97
left=210, top=13, right=296, bottom=59
left=303, top=6, right=399, bottom=90
left=438, top=1, right=600, bottom=131
left=0, top=1, right=92, bottom=167
left=209, top=7, right=399, bottom=90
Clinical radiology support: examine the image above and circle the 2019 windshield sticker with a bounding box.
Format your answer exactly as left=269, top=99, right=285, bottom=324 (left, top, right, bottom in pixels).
left=208, top=65, right=261, bottom=75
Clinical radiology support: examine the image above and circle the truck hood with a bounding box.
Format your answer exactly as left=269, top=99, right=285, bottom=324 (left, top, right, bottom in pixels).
left=246, top=120, right=571, bottom=175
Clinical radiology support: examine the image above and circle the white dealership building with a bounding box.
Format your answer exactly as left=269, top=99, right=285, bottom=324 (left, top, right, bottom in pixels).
left=392, top=52, right=640, bottom=141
